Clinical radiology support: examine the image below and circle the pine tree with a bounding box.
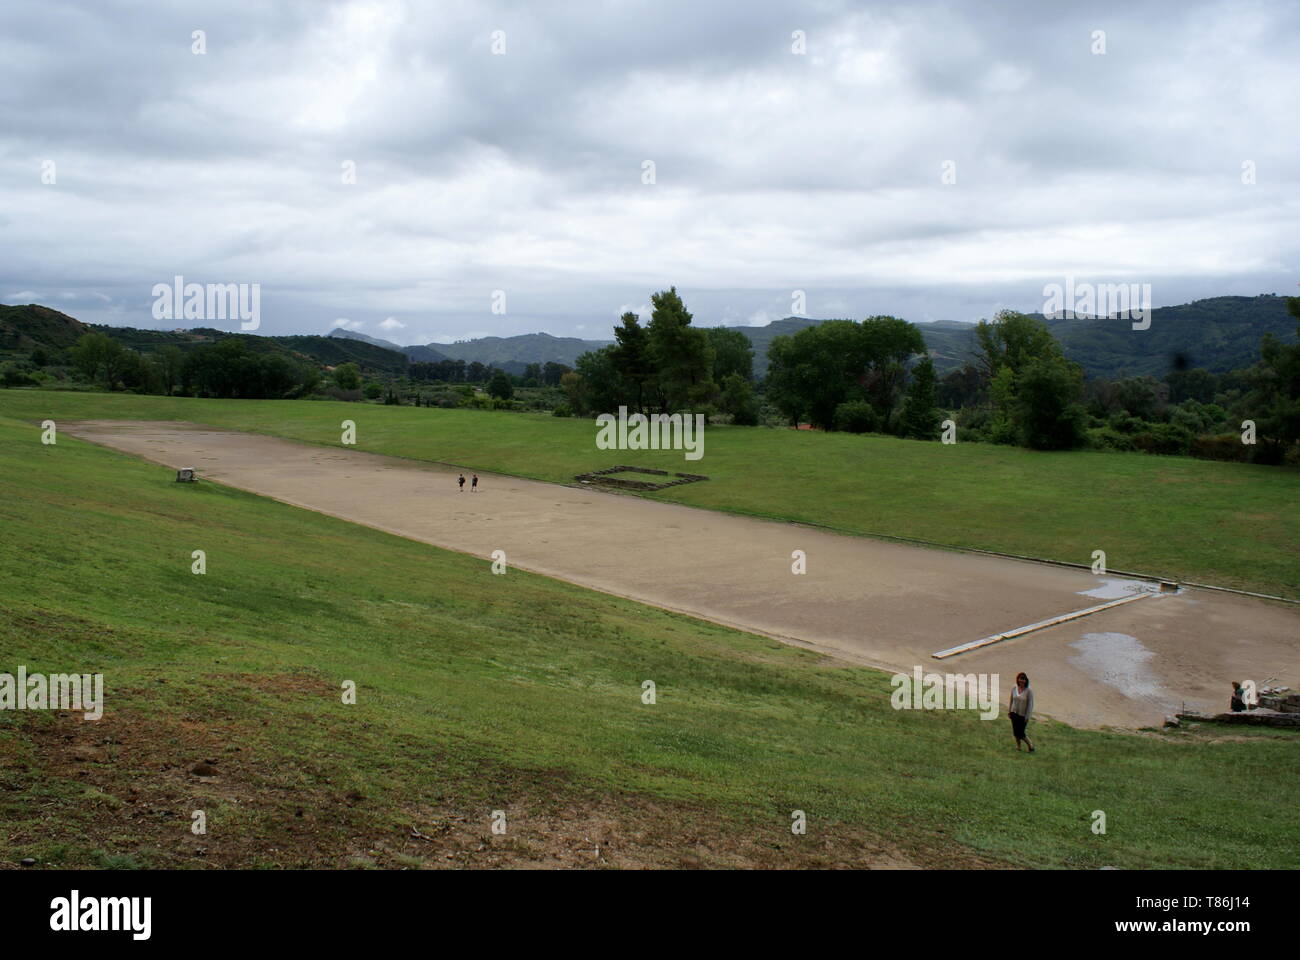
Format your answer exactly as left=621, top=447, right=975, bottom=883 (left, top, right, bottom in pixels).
left=611, top=311, right=652, bottom=413
left=900, top=357, right=942, bottom=440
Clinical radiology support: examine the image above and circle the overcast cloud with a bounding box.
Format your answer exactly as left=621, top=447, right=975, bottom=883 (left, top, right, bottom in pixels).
left=1, top=0, right=1296, bottom=343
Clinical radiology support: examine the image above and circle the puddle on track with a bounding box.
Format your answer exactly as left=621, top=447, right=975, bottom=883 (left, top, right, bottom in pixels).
left=1078, top=578, right=1160, bottom=600
left=1068, top=631, right=1172, bottom=704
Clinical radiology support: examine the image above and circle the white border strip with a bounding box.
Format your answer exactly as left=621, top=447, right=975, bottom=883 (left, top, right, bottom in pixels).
left=932, top=592, right=1153, bottom=659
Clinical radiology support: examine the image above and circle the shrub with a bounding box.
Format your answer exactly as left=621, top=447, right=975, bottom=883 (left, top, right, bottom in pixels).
left=832, top=400, right=878, bottom=434
left=1128, top=423, right=1193, bottom=456
left=1087, top=427, right=1136, bottom=452
left=0, top=363, right=37, bottom=387
left=1108, top=412, right=1144, bottom=434
left=1189, top=434, right=1251, bottom=462
left=323, top=386, right=362, bottom=402
left=552, top=403, right=573, bottom=418
left=333, top=363, right=361, bottom=390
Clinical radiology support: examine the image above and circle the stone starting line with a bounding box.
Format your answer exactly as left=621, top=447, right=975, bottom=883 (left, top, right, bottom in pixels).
left=931, top=591, right=1156, bottom=659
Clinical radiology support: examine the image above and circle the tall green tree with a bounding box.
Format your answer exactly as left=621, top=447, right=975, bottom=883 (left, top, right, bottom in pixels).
left=1241, top=297, right=1300, bottom=459
left=718, top=371, right=759, bottom=425
left=900, top=357, right=941, bottom=440
left=575, top=346, right=625, bottom=415
left=859, top=316, right=925, bottom=419
left=975, top=309, right=1061, bottom=381
left=766, top=318, right=924, bottom=430
left=1165, top=367, right=1218, bottom=404
left=156, top=345, right=183, bottom=396
left=611, top=312, right=653, bottom=413
left=975, top=310, right=1083, bottom=448
left=706, top=327, right=755, bottom=383
left=541, top=362, right=571, bottom=387
left=333, top=362, right=361, bottom=390
left=765, top=320, right=866, bottom=428
left=487, top=370, right=514, bottom=400
left=71, top=332, right=128, bottom=389
left=560, top=370, right=587, bottom=414
left=1013, top=356, right=1087, bottom=450
left=646, top=287, right=715, bottom=411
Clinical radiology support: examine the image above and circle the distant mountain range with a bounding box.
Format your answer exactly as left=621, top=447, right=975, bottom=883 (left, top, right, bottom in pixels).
left=4, top=294, right=1294, bottom=382
left=333, top=295, right=1296, bottom=378
left=329, top=328, right=613, bottom=374
left=325, top=329, right=451, bottom=363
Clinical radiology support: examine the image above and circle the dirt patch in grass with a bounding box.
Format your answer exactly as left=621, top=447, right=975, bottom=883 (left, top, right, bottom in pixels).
left=0, top=703, right=1004, bottom=870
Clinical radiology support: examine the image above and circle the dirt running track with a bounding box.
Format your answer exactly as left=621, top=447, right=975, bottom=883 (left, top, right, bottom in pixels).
left=68, top=421, right=1299, bottom=730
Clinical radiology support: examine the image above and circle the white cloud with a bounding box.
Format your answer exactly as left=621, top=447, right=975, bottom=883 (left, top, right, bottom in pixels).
left=0, top=1, right=1294, bottom=336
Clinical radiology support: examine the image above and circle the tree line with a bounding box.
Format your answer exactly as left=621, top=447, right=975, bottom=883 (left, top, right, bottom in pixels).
left=408, top=358, right=571, bottom=386
left=58, top=331, right=542, bottom=403
left=21, top=294, right=1300, bottom=464
left=67, top=333, right=322, bottom=399
left=935, top=299, right=1300, bottom=461
left=562, top=287, right=760, bottom=423
left=765, top=316, right=940, bottom=438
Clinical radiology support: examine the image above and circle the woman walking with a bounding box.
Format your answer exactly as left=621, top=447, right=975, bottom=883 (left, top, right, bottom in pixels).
left=1009, top=672, right=1035, bottom=753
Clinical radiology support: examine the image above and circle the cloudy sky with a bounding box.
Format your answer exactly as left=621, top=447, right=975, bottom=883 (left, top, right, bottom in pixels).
left=1, top=0, right=1295, bottom=344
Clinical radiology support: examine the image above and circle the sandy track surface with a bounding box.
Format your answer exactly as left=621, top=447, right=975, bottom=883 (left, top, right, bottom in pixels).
left=66, top=420, right=1299, bottom=730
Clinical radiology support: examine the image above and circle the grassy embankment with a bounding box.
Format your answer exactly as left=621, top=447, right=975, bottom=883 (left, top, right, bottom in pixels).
left=0, top=409, right=1296, bottom=869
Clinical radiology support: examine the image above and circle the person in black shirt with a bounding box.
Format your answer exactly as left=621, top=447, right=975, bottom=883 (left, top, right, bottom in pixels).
left=1230, top=681, right=1246, bottom=712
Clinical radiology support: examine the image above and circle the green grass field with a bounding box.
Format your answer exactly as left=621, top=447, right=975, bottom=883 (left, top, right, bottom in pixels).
left=1, top=407, right=1297, bottom=869
left=1, top=390, right=1296, bottom=597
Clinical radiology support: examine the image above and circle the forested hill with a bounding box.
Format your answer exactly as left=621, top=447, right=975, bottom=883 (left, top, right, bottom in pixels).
left=1040, top=295, right=1296, bottom=377
left=0, top=307, right=414, bottom=376
left=757, top=295, right=1296, bottom=378
left=0, top=303, right=88, bottom=351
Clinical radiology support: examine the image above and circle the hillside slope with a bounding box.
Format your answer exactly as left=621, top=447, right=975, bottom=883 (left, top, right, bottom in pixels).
left=1, top=411, right=1294, bottom=869
left=0, top=303, right=88, bottom=353
left=94, top=325, right=413, bottom=375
